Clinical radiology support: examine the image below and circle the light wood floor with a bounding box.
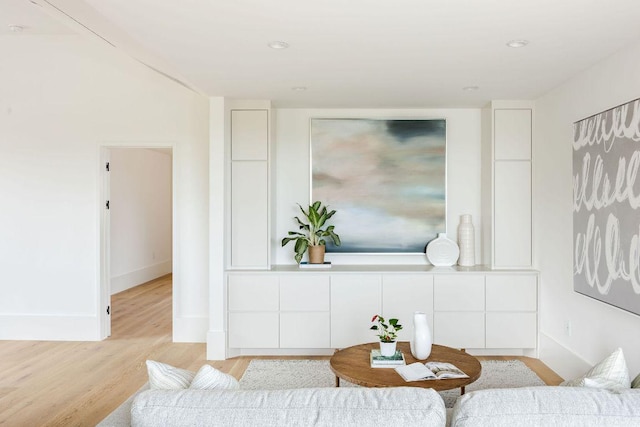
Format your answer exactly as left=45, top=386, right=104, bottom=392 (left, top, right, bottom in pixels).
left=0, top=275, right=563, bottom=426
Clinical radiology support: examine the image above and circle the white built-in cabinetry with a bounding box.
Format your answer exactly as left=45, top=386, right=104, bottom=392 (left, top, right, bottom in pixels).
left=230, top=108, right=270, bottom=268
left=482, top=102, right=533, bottom=268
left=227, top=268, right=537, bottom=354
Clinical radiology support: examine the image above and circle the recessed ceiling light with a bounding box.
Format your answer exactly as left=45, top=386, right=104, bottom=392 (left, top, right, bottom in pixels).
left=292, top=86, right=307, bottom=91
left=506, top=39, right=529, bottom=48
left=463, top=86, right=479, bottom=92
left=267, top=41, right=289, bottom=49
left=8, top=25, right=24, bottom=32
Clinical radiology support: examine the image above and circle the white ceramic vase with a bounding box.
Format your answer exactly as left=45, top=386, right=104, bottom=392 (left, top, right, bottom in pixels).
left=457, top=214, right=475, bottom=267
left=379, top=341, right=397, bottom=357
left=410, top=311, right=432, bottom=360
left=426, top=233, right=460, bottom=266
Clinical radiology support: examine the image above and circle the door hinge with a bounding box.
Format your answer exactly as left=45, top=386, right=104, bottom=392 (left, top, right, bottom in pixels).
left=105, top=200, right=110, bottom=210
left=105, top=162, right=110, bottom=172
left=106, top=305, right=110, bottom=315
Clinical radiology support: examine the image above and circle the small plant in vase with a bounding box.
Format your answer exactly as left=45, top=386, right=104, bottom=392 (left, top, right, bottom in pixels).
left=281, top=201, right=341, bottom=264
left=370, top=314, right=402, bottom=357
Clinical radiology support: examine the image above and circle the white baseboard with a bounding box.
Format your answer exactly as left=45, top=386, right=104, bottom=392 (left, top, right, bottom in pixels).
left=173, top=315, right=208, bottom=343
left=538, top=332, right=591, bottom=380
left=0, top=314, right=99, bottom=340
left=111, top=260, right=172, bottom=294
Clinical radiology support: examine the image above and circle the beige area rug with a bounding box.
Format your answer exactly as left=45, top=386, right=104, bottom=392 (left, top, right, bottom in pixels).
left=239, top=359, right=545, bottom=408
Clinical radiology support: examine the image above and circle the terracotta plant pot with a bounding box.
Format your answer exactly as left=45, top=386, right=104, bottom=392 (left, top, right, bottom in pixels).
left=308, top=245, right=326, bottom=264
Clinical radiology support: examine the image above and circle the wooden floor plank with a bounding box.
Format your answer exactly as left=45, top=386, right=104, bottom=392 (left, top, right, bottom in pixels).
left=0, top=274, right=563, bottom=426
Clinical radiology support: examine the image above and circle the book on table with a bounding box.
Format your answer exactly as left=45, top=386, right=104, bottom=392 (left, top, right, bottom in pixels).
left=370, top=350, right=406, bottom=367
left=394, top=361, right=469, bottom=381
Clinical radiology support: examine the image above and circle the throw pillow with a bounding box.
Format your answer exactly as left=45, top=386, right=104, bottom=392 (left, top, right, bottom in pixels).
left=561, top=347, right=630, bottom=389
left=146, top=360, right=195, bottom=389
left=632, top=373, right=640, bottom=389
left=189, top=364, right=240, bottom=390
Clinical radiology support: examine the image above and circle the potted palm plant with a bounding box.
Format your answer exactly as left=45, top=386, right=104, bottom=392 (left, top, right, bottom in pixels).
left=281, top=201, right=341, bottom=264
left=370, top=314, right=403, bottom=356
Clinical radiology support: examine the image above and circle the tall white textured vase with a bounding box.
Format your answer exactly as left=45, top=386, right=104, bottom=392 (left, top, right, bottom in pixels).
left=457, top=214, right=475, bottom=267
left=410, top=311, right=432, bottom=360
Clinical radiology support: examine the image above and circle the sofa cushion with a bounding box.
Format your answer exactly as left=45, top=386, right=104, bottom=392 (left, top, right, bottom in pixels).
left=561, top=347, right=630, bottom=389
left=450, top=386, right=640, bottom=426
left=189, top=364, right=239, bottom=390
left=131, top=387, right=446, bottom=427
left=146, top=360, right=195, bottom=390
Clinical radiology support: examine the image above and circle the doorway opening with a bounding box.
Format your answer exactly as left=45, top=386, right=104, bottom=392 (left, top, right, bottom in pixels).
left=100, top=146, right=174, bottom=339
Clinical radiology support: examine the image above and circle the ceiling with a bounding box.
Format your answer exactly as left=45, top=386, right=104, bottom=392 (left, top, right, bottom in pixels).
left=4, top=0, right=640, bottom=108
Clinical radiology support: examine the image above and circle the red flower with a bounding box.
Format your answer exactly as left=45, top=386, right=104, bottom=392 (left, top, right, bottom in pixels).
left=371, top=315, right=379, bottom=322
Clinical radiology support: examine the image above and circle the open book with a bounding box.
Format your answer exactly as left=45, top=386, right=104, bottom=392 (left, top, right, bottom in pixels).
left=395, top=361, right=469, bottom=382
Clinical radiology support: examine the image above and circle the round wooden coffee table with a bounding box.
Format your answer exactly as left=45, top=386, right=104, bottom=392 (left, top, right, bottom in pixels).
left=330, top=342, right=481, bottom=392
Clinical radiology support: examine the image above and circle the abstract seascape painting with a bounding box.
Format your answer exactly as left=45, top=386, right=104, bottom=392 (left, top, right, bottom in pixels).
left=573, top=98, right=640, bottom=315
left=311, top=118, right=446, bottom=253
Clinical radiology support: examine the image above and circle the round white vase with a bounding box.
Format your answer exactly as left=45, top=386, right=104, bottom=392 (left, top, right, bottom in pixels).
left=379, top=341, right=397, bottom=357
left=457, top=214, right=475, bottom=267
left=410, top=311, right=432, bottom=360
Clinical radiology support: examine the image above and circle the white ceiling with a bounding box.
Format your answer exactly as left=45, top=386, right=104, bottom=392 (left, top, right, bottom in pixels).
left=4, top=0, right=640, bottom=108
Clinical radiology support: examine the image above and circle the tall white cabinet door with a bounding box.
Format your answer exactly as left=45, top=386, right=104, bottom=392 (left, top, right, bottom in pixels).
left=231, top=110, right=268, bottom=161
left=382, top=275, right=433, bottom=342
left=494, top=161, right=532, bottom=267
left=494, top=109, right=531, bottom=160
left=231, top=162, right=269, bottom=267
left=331, top=275, right=382, bottom=349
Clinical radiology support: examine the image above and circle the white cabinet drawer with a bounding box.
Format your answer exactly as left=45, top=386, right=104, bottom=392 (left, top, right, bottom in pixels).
left=486, top=275, right=537, bottom=311
left=434, top=275, right=485, bottom=311
left=228, top=274, right=279, bottom=311
left=486, top=312, right=537, bottom=348
left=433, top=312, right=485, bottom=349
left=228, top=312, right=278, bottom=348
left=280, top=312, right=330, bottom=348
left=280, top=275, right=330, bottom=311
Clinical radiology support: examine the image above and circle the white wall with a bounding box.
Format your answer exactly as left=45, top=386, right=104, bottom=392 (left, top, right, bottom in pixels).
left=535, top=40, right=640, bottom=379
left=0, top=36, right=209, bottom=341
left=110, top=148, right=172, bottom=294
left=274, top=108, right=482, bottom=265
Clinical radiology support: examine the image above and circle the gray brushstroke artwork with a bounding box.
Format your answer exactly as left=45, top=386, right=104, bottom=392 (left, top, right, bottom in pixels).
left=311, top=118, right=446, bottom=253
left=573, top=98, right=640, bottom=315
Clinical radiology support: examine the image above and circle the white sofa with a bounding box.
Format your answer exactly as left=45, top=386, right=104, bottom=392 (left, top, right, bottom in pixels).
left=450, top=386, right=640, bottom=426
left=99, top=385, right=640, bottom=426
left=100, top=386, right=446, bottom=427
